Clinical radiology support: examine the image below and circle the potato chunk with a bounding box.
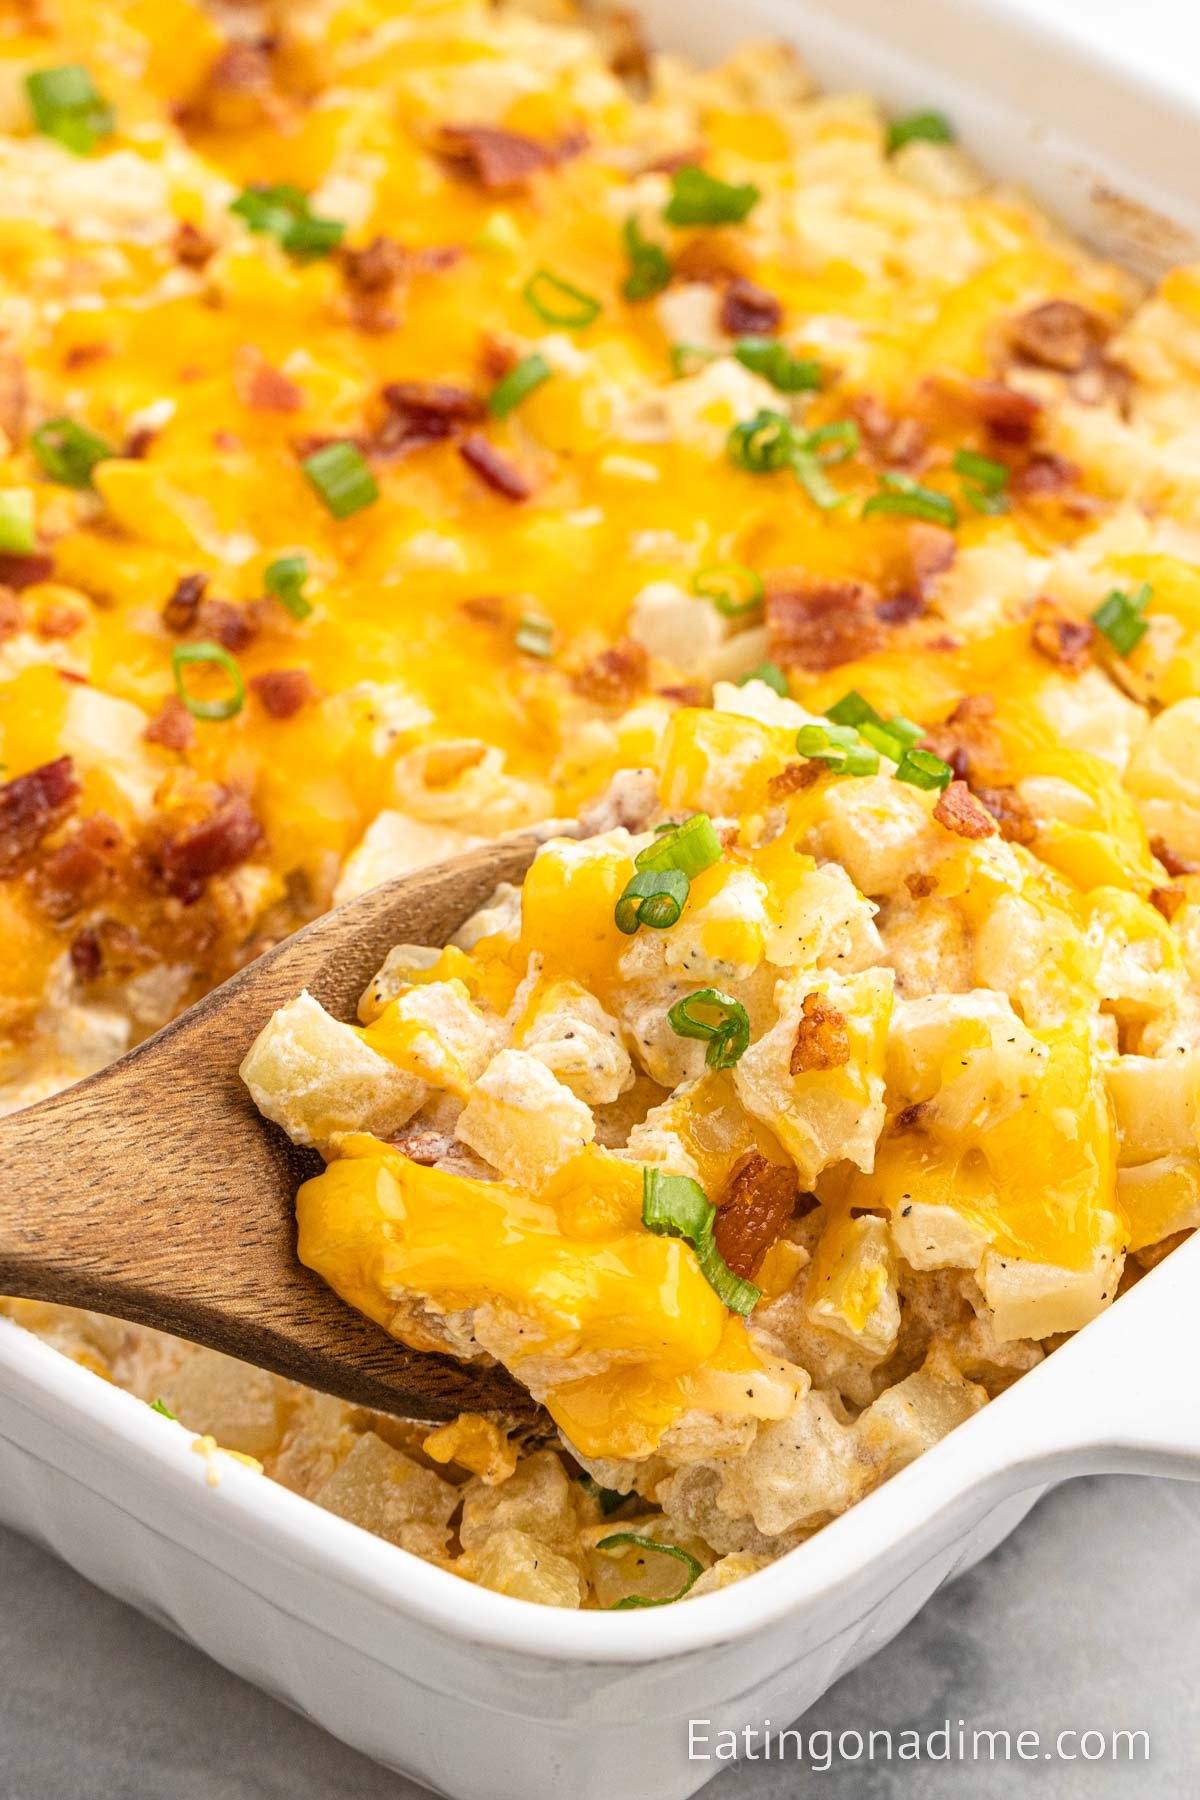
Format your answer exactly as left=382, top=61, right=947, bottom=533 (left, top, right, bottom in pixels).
left=455, top=1048, right=595, bottom=1188
left=312, top=1431, right=458, bottom=1559
left=239, top=990, right=426, bottom=1147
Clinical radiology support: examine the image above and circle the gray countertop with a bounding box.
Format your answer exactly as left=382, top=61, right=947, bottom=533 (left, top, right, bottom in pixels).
left=1, top=1472, right=1196, bottom=1798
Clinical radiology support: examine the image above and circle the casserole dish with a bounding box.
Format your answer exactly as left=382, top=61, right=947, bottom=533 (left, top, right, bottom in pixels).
left=3, top=0, right=1200, bottom=1793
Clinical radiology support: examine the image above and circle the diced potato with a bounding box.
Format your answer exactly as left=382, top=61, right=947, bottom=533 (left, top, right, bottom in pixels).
left=239, top=990, right=426, bottom=1146
left=981, top=1244, right=1124, bottom=1341
left=892, top=1200, right=989, bottom=1272
left=312, top=1431, right=458, bottom=1560
left=458, top=1448, right=583, bottom=1555
left=715, top=1391, right=867, bottom=1537
left=663, top=866, right=769, bottom=983
left=362, top=979, right=495, bottom=1094
left=333, top=810, right=479, bottom=906
left=854, top=1360, right=985, bottom=1464
left=1117, top=1156, right=1200, bottom=1252
left=455, top=1048, right=595, bottom=1188
left=1124, top=696, right=1200, bottom=857
left=516, top=979, right=634, bottom=1105
left=805, top=1213, right=899, bottom=1359
left=468, top=1529, right=584, bottom=1607
left=763, top=861, right=881, bottom=972
left=1107, top=1049, right=1200, bottom=1164
left=628, top=581, right=725, bottom=671
left=815, top=776, right=941, bottom=898
left=160, top=1348, right=287, bottom=1460
left=422, top=1413, right=518, bottom=1485
left=887, top=990, right=1046, bottom=1133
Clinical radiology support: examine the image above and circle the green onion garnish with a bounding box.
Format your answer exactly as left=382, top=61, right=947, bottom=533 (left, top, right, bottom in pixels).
left=488, top=352, right=552, bottom=420
left=824, top=690, right=876, bottom=729
left=614, top=868, right=690, bottom=934
left=597, top=1531, right=704, bottom=1608
left=692, top=562, right=763, bottom=620
left=664, top=165, right=760, bottom=227
left=886, top=110, right=955, bottom=155
left=635, top=811, right=723, bottom=878
left=667, top=988, right=750, bottom=1069
left=795, top=722, right=879, bottom=778
left=1091, top=583, right=1151, bottom=657
left=264, top=554, right=312, bottom=620
left=954, top=447, right=1010, bottom=515
left=863, top=472, right=958, bottom=529
left=31, top=416, right=115, bottom=488
left=622, top=217, right=672, bottom=302
left=736, top=661, right=788, bottom=696
left=728, top=408, right=796, bottom=474
left=734, top=337, right=822, bottom=393
left=728, top=412, right=858, bottom=509
left=578, top=1474, right=626, bottom=1516
left=522, top=268, right=601, bottom=329
left=301, top=441, right=378, bottom=519
left=670, top=342, right=717, bottom=379
left=825, top=692, right=921, bottom=763
left=149, top=1398, right=177, bottom=1420
left=641, top=1167, right=761, bottom=1314
left=515, top=611, right=554, bottom=658
left=171, top=641, right=245, bottom=722
left=0, top=489, right=35, bottom=555
left=25, top=65, right=114, bottom=156
left=229, top=184, right=345, bottom=259
left=894, top=746, right=953, bottom=791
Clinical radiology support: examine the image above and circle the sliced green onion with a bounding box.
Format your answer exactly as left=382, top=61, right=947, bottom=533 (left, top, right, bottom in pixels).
left=692, top=562, right=762, bottom=620
left=622, top=217, right=671, bottom=302
left=736, top=661, right=788, bottom=696
left=954, top=447, right=1011, bottom=515
left=488, top=352, right=552, bottom=419
left=734, top=337, right=822, bottom=393
left=171, top=641, right=245, bottom=722
left=670, top=342, right=718, bottom=379
left=30, top=415, right=115, bottom=488
left=728, top=409, right=795, bottom=474
left=149, top=1398, right=177, bottom=1420
left=1092, top=583, right=1151, bottom=657
left=796, top=722, right=879, bottom=778
left=804, top=420, right=860, bottom=465
left=641, top=1168, right=761, bottom=1315
left=577, top=1474, right=626, bottom=1516
left=664, top=165, right=760, bottom=227
left=597, top=1532, right=703, bottom=1609
left=0, top=489, right=35, bottom=555
left=894, top=746, right=953, bottom=791
left=886, top=110, right=955, bottom=155
left=825, top=692, right=922, bottom=763
left=635, top=811, right=723, bottom=878
left=264, top=554, right=312, bottom=620
left=667, top=988, right=750, bottom=1069
left=824, top=689, right=877, bottom=729
left=863, top=472, right=958, bottom=529
left=791, top=450, right=847, bottom=511
left=614, top=868, right=690, bottom=934
left=230, top=183, right=345, bottom=259
left=301, top=441, right=378, bottom=518
left=515, top=610, right=554, bottom=658
left=730, top=414, right=859, bottom=508
left=522, top=268, right=601, bottom=329
left=25, top=65, right=114, bottom=155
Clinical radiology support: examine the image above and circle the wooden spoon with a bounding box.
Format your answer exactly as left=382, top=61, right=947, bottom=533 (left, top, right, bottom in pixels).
left=0, top=837, right=541, bottom=1423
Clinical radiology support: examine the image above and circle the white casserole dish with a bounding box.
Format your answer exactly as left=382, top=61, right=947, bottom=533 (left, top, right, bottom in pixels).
left=3, top=2, right=1200, bottom=1794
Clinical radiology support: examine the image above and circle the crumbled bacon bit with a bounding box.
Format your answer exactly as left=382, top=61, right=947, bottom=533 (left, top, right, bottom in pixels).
left=157, top=794, right=264, bottom=903
left=848, top=394, right=928, bottom=470
left=459, top=593, right=507, bottom=625
left=438, top=124, right=554, bottom=190
left=1149, top=885, right=1185, bottom=922
left=34, top=600, right=85, bottom=640
left=162, top=572, right=209, bottom=633
left=713, top=1152, right=800, bottom=1280
left=0, top=552, right=53, bottom=591
left=919, top=692, right=1007, bottom=788
left=789, top=992, right=850, bottom=1074
left=32, top=812, right=125, bottom=921
left=478, top=333, right=520, bottom=382
left=1010, top=300, right=1110, bottom=374
left=459, top=433, right=532, bottom=501
left=235, top=351, right=303, bottom=413
left=876, top=588, right=926, bottom=626
left=963, top=379, right=1042, bottom=445
left=571, top=637, right=648, bottom=705
left=172, top=221, right=215, bottom=268
left=768, top=760, right=824, bottom=799
left=671, top=233, right=752, bottom=285
left=658, top=681, right=707, bottom=707
left=1011, top=452, right=1083, bottom=499
left=0, top=588, right=23, bottom=642
left=377, top=381, right=485, bottom=456
left=0, top=756, right=80, bottom=877
left=973, top=784, right=1037, bottom=846
left=1150, top=836, right=1200, bottom=879
left=905, top=871, right=938, bottom=899
left=767, top=578, right=886, bottom=672
left=341, top=235, right=407, bottom=296
left=719, top=277, right=782, bottom=337
left=144, top=694, right=196, bottom=752
left=596, top=6, right=651, bottom=81
left=250, top=667, right=317, bottom=719
left=123, top=424, right=158, bottom=459
left=933, top=779, right=997, bottom=840
left=1029, top=597, right=1095, bottom=673
left=69, top=926, right=102, bottom=983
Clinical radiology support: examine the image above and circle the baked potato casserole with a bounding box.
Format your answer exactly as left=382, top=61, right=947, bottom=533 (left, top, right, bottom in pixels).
left=3, top=0, right=1200, bottom=1610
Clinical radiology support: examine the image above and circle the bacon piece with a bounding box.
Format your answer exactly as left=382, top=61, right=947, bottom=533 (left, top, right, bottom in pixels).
left=905, top=871, right=938, bottom=899
left=340, top=235, right=409, bottom=333
left=162, top=571, right=209, bottom=633
left=919, top=693, right=1007, bottom=788
left=768, top=760, right=823, bottom=799
left=377, top=381, right=485, bottom=456
left=0, top=588, right=22, bottom=642
left=848, top=394, right=928, bottom=471
left=143, top=695, right=196, bottom=752
left=933, top=779, right=997, bottom=840
left=0, top=756, right=80, bottom=877
left=766, top=578, right=886, bottom=672
left=973, top=784, right=1036, bottom=846
left=172, top=221, right=215, bottom=268
left=32, top=813, right=125, bottom=920
left=719, top=277, right=782, bottom=337
left=250, top=667, right=317, bottom=719
left=1150, top=836, right=1200, bottom=879
left=1149, top=884, right=1185, bottom=923
left=1011, top=452, right=1082, bottom=499
left=789, top=992, right=850, bottom=1074
left=0, top=552, right=53, bottom=591
left=1010, top=300, right=1110, bottom=373
left=157, top=794, right=264, bottom=903
left=571, top=638, right=648, bottom=705
left=1029, top=597, right=1094, bottom=673
left=34, top=600, right=86, bottom=640
left=203, top=598, right=264, bottom=653
left=659, top=681, right=707, bottom=708
left=948, top=378, right=1043, bottom=446
left=69, top=926, right=102, bottom=983
left=713, top=1152, right=800, bottom=1280
left=235, top=351, right=303, bottom=413
left=671, top=233, right=752, bottom=285
left=438, top=124, right=554, bottom=191
left=459, top=433, right=532, bottom=502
